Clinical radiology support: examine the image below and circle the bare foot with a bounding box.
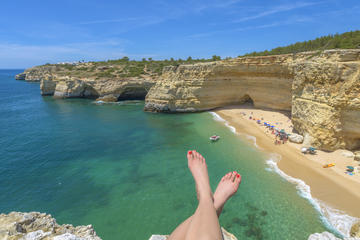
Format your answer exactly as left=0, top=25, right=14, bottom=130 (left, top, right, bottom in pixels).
left=213, top=171, right=241, bottom=216
left=187, top=150, right=212, bottom=201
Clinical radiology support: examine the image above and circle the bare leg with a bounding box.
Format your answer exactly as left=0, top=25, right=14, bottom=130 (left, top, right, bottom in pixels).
left=168, top=151, right=241, bottom=240
left=184, top=150, right=221, bottom=240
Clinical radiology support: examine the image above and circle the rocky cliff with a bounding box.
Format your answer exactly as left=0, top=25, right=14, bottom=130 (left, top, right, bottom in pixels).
left=16, top=50, right=360, bottom=150
left=0, top=212, right=101, bottom=240
left=145, top=49, right=360, bottom=151
left=145, top=54, right=296, bottom=112
left=16, top=62, right=157, bottom=101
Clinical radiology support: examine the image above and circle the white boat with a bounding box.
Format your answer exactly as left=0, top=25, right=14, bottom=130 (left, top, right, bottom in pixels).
left=210, top=135, right=220, bottom=141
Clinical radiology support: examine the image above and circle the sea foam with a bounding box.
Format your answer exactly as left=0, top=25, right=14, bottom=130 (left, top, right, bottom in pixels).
left=209, top=111, right=359, bottom=239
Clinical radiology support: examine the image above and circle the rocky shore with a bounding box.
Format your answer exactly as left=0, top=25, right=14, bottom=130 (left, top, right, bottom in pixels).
left=16, top=49, right=360, bottom=151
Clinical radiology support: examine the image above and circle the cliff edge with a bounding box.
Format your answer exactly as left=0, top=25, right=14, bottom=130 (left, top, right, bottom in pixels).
left=0, top=212, right=101, bottom=240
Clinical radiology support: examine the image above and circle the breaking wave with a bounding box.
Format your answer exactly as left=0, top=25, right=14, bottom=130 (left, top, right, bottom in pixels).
left=209, top=111, right=359, bottom=239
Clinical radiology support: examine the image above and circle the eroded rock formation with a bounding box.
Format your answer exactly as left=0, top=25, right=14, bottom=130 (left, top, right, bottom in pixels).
left=291, top=50, right=360, bottom=150
left=16, top=50, right=360, bottom=150
left=0, top=211, right=101, bottom=240
left=16, top=63, right=157, bottom=101
left=145, top=50, right=360, bottom=151
left=15, top=65, right=59, bottom=82
left=145, top=55, right=295, bottom=112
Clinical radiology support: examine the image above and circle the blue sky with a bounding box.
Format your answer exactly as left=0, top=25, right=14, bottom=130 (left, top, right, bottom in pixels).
left=0, top=0, right=359, bottom=68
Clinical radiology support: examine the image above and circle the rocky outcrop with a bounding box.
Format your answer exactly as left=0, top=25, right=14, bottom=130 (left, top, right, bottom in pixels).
left=16, top=63, right=156, bottom=100
left=15, top=65, right=59, bottom=82
left=15, top=73, right=26, bottom=80
left=145, top=49, right=360, bottom=151
left=289, top=133, right=304, bottom=143
left=50, top=78, right=154, bottom=100
left=0, top=212, right=101, bottom=240
left=351, top=221, right=360, bottom=238
left=354, top=151, right=360, bottom=161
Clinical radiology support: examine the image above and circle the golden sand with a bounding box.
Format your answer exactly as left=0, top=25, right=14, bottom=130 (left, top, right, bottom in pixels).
left=215, top=105, right=360, bottom=218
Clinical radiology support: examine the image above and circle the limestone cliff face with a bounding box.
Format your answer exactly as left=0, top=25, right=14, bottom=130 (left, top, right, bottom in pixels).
left=145, top=55, right=295, bottom=112
left=17, top=64, right=156, bottom=101
left=291, top=50, right=360, bottom=151
left=145, top=50, right=360, bottom=151
left=50, top=77, right=153, bottom=101
left=0, top=212, right=101, bottom=240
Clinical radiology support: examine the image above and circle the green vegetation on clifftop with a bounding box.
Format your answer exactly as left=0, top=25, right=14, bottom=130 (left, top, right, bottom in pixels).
left=43, top=55, right=223, bottom=79
left=243, top=30, right=360, bottom=57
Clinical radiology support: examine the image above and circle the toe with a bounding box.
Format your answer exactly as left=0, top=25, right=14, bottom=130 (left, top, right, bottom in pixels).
left=230, top=171, right=236, bottom=182
left=200, top=154, right=205, bottom=164
left=234, top=173, right=242, bottom=190
left=225, top=172, right=232, bottom=180
left=187, top=150, right=194, bottom=160
left=195, top=151, right=202, bottom=163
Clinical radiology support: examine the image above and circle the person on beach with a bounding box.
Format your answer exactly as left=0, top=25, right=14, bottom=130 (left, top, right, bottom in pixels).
left=168, top=150, right=242, bottom=240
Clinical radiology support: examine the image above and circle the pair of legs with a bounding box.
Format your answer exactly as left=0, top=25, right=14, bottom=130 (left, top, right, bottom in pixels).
left=168, top=150, right=242, bottom=240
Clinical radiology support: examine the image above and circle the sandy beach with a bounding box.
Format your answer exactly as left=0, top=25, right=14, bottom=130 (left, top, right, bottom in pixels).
left=215, top=104, right=360, bottom=219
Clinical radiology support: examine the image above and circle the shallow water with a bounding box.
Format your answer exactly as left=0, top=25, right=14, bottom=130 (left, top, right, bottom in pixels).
left=0, top=70, right=336, bottom=239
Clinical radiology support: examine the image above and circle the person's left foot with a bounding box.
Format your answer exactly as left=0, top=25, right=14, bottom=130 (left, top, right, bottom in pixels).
left=213, top=171, right=241, bottom=216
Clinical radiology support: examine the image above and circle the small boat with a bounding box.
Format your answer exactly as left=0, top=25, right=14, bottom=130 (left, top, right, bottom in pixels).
left=210, top=135, right=220, bottom=142
left=323, top=163, right=335, bottom=168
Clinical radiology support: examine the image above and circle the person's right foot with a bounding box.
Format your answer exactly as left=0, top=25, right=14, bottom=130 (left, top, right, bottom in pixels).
left=213, top=171, right=241, bottom=216
left=187, top=150, right=212, bottom=201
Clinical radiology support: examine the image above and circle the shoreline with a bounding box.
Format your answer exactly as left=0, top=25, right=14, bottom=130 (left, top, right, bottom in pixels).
left=212, top=105, right=360, bottom=237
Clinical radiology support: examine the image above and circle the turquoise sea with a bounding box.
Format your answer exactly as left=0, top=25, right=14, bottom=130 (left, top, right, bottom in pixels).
left=0, top=69, right=336, bottom=239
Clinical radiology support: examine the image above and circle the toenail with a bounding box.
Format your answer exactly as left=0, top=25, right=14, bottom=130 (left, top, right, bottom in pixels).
left=188, top=151, right=192, bottom=154
left=236, top=174, right=240, bottom=178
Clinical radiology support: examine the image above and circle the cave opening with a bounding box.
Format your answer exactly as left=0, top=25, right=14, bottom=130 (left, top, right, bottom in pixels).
left=239, top=94, right=254, bottom=106
left=117, top=87, right=148, bottom=101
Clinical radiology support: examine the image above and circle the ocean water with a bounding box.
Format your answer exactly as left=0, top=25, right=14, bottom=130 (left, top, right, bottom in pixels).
left=0, top=69, right=337, bottom=239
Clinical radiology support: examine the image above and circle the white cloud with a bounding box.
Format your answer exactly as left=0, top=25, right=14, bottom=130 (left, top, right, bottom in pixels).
left=233, top=1, right=321, bottom=23
left=187, top=16, right=313, bottom=39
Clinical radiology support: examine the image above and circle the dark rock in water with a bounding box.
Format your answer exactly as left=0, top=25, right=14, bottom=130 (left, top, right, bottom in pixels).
left=232, top=217, right=241, bottom=224
left=96, top=95, right=118, bottom=102
left=260, top=210, right=268, bottom=216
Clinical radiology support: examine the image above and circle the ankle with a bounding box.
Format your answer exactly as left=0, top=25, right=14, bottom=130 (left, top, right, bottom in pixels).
left=198, top=191, right=214, bottom=203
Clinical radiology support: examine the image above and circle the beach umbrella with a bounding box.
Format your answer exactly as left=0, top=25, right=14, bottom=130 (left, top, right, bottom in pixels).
left=347, top=166, right=354, bottom=170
